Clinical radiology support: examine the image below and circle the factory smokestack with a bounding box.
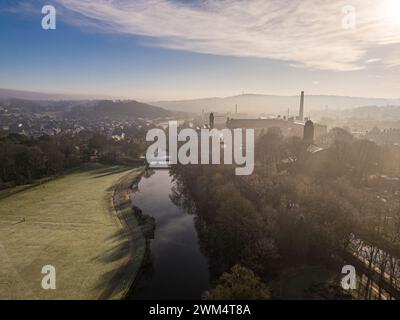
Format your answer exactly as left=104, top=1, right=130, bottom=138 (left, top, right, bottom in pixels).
left=209, top=112, right=214, bottom=129
left=299, top=91, right=304, bottom=121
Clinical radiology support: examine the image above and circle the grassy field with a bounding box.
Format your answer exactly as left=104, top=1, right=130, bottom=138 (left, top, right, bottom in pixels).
left=0, top=164, right=144, bottom=300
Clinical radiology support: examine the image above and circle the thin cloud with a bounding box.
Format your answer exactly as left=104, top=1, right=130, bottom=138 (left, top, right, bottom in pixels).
left=365, top=58, right=381, bottom=64
left=52, top=0, right=400, bottom=71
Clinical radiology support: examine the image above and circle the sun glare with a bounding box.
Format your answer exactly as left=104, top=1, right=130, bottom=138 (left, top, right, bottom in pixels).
left=381, top=0, right=400, bottom=23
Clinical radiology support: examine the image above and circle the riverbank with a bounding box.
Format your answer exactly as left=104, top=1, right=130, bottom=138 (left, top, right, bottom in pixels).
left=0, top=164, right=144, bottom=300
left=100, top=167, right=147, bottom=299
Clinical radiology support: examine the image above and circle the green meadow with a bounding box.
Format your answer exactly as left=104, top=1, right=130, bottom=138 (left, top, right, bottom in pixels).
left=0, top=164, right=143, bottom=300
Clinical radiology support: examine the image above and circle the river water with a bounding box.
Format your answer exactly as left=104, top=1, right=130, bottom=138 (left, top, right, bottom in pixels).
left=130, top=170, right=210, bottom=299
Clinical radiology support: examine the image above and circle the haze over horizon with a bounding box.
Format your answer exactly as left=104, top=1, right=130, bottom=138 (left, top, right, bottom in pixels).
left=2, top=87, right=400, bottom=117
left=2, top=0, right=400, bottom=100
left=1, top=86, right=400, bottom=103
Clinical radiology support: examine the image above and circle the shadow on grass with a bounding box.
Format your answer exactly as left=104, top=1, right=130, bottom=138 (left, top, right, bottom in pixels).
left=93, top=166, right=132, bottom=179
left=91, top=230, right=136, bottom=300
left=92, top=221, right=147, bottom=300
left=75, top=162, right=138, bottom=177
left=0, top=163, right=140, bottom=201
left=91, top=170, right=150, bottom=300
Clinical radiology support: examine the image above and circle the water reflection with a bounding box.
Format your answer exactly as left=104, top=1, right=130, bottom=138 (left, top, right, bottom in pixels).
left=129, top=170, right=210, bottom=300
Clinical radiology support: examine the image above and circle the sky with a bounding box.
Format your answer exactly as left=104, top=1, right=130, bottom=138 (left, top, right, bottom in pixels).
left=1, top=0, right=400, bottom=101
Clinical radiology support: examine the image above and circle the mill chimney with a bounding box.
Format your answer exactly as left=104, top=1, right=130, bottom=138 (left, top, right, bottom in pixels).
left=299, top=91, right=304, bottom=121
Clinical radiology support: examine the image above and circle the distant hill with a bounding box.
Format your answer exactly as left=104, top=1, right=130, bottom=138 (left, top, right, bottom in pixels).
left=4, top=98, right=86, bottom=112
left=342, top=105, right=400, bottom=119
left=67, top=100, right=172, bottom=120
left=0, top=88, right=108, bottom=100
left=1, top=96, right=174, bottom=120
left=152, top=94, right=400, bottom=115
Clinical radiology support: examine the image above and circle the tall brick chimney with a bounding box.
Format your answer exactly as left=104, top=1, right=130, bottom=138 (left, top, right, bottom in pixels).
left=299, top=91, right=304, bottom=121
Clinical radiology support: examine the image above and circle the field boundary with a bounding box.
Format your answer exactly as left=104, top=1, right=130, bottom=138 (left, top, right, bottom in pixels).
left=98, top=167, right=146, bottom=300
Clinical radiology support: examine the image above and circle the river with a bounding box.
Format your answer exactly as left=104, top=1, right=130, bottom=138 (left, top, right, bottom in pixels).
left=129, top=169, right=210, bottom=299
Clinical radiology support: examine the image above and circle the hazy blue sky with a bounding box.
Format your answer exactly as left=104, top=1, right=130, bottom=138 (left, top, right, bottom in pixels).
left=1, top=0, right=400, bottom=101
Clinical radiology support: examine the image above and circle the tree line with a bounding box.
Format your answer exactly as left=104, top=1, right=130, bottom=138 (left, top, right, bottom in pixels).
left=0, top=127, right=147, bottom=188
left=170, top=127, right=400, bottom=299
